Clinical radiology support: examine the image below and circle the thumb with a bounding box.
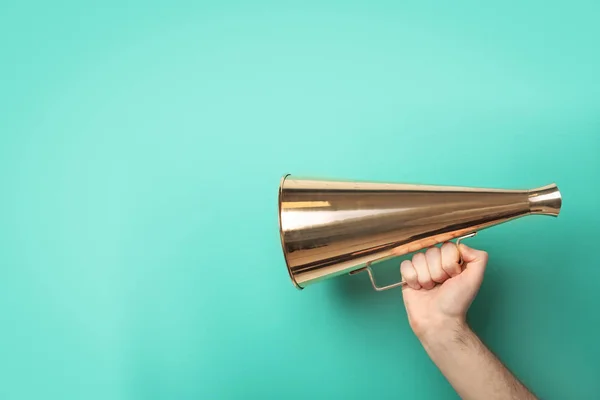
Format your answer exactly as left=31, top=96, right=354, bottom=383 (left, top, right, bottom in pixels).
left=458, top=243, right=489, bottom=282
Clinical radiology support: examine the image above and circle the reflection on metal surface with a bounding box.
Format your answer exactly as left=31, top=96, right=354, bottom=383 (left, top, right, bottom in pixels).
left=278, top=175, right=562, bottom=290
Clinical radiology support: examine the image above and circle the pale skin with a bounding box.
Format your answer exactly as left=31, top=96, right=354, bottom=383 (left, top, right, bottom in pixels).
left=400, top=242, right=538, bottom=400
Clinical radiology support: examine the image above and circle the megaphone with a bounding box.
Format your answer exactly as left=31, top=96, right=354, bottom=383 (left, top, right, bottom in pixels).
left=277, top=175, right=561, bottom=291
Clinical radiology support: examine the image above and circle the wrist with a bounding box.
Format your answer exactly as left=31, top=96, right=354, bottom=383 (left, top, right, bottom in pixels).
left=415, top=317, right=472, bottom=349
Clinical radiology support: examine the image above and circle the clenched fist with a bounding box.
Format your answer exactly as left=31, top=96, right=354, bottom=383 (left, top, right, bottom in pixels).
left=400, top=242, right=489, bottom=339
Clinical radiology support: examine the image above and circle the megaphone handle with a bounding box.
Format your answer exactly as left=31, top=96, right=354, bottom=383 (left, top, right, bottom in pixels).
left=355, top=232, right=477, bottom=292
left=456, top=231, right=477, bottom=266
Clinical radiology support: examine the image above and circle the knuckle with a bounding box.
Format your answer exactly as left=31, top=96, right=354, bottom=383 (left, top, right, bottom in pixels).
left=400, top=261, right=415, bottom=279
left=441, top=241, right=457, bottom=251
left=425, top=247, right=439, bottom=257
left=442, top=243, right=460, bottom=262
left=412, top=252, right=426, bottom=263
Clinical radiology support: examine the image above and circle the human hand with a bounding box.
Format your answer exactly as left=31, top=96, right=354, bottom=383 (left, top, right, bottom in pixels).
left=400, top=242, right=489, bottom=339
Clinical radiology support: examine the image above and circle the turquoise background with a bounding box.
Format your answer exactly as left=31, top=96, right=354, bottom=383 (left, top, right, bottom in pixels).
left=1, top=1, right=599, bottom=399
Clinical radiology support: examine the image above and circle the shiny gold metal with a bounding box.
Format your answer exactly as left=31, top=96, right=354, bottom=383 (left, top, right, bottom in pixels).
left=278, top=175, right=562, bottom=290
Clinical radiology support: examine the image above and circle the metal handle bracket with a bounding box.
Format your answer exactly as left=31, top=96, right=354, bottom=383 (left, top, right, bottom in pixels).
left=350, top=232, right=478, bottom=292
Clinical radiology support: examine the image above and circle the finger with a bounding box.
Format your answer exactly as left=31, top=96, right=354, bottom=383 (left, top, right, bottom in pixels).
left=441, top=242, right=462, bottom=277
left=425, top=246, right=449, bottom=283
left=412, top=252, right=434, bottom=289
left=459, top=244, right=489, bottom=285
left=459, top=244, right=488, bottom=265
left=400, top=260, right=421, bottom=290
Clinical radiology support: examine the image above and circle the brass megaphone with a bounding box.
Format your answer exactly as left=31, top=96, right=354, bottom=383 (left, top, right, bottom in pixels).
left=278, top=175, right=561, bottom=291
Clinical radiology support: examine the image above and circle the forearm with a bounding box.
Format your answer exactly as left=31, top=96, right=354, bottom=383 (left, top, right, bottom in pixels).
left=419, top=321, right=537, bottom=400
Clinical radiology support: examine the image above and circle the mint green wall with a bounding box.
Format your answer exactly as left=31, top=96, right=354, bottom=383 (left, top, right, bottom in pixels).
left=1, top=1, right=599, bottom=399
